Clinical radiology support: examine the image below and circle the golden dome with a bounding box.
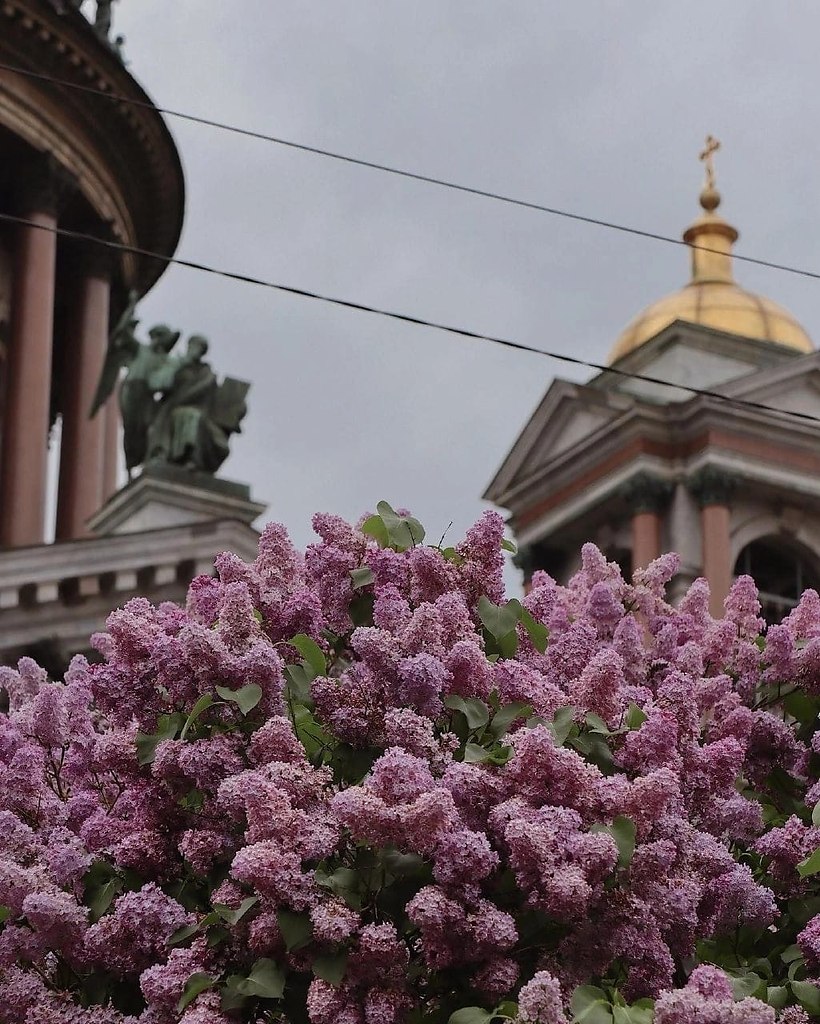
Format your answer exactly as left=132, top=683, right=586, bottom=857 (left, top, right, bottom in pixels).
left=608, top=139, right=813, bottom=364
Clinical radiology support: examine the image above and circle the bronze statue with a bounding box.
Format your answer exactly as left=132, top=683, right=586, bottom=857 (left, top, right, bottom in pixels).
left=145, top=335, right=248, bottom=475
left=91, top=293, right=182, bottom=474
left=91, top=295, right=249, bottom=479
left=93, top=0, right=116, bottom=39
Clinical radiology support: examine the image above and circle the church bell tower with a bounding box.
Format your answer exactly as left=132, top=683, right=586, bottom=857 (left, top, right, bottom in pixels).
left=486, top=138, right=820, bottom=620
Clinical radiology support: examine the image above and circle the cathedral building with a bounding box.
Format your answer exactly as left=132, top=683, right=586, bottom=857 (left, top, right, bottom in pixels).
left=0, top=1, right=261, bottom=670
left=486, top=141, right=820, bottom=621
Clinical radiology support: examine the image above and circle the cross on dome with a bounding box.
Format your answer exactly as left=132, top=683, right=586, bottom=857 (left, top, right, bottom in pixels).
left=699, top=135, right=720, bottom=191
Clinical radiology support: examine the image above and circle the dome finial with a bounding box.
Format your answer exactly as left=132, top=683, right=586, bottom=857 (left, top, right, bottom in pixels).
left=698, top=134, right=721, bottom=211
left=606, top=136, right=814, bottom=363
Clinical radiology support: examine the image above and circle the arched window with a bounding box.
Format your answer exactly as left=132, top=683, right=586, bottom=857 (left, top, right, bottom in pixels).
left=734, top=538, right=820, bottom=624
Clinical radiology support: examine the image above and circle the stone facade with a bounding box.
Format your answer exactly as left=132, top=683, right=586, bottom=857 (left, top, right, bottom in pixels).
left=0, top=2, right=264, bottom=671
left=487, top=323, right=820, bottom=616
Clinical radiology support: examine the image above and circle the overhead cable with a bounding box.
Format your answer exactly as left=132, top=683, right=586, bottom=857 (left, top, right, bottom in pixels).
left=1, top=209, right=819, bottom=430
left=2, top=59, right=820, bottom=283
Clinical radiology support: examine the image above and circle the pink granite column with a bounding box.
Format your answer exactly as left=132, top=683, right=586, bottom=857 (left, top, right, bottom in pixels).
left=620, top=472, right=672, bottom=575
left=631, top=511, right=662, bottom=572
left=701, top=503, right=733, bottom=617
left=0, top=206, right=58, bottom=547
left=55, top=258, right=111, bottom=540
left=688, top=467, right=736, bottom=618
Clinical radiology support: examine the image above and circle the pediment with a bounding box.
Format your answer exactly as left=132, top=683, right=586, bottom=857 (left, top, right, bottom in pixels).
left=718, top=354, right=820, bottom=419
left=593, top=321, right=804, bottom=404
left=484, top=378, right=631, bottom=504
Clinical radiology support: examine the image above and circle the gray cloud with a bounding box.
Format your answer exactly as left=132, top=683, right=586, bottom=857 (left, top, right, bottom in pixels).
left=113, top=0, right=820, bottom=583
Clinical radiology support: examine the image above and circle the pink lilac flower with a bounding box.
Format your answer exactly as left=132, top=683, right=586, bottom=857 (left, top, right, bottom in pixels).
left=84, top=884, right=193, bottom=977
left=516, top=970, right=568, bottom=1024
left=0, top=513, right=816, bottom=1023
left=798, top=914, right=820, bottom=971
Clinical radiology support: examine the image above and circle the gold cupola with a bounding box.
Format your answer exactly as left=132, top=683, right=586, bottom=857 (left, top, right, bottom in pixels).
left=608, top=137, right=813, bottom=364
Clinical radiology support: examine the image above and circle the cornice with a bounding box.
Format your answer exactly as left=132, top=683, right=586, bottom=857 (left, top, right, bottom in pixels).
left=495, top=380, right=820, bottom=513
left=0, top=0, right=184, bottom=294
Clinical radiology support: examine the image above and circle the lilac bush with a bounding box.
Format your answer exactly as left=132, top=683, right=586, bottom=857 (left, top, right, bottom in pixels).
left=2, top=502, right=820, bottom=1023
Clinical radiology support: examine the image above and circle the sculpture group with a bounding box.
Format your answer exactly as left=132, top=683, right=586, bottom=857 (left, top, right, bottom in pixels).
left=91, top=293, right=249, bottom=478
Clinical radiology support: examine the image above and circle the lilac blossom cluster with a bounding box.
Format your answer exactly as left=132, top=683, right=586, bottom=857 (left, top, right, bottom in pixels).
left=1, top=506, right=820, bottom=1023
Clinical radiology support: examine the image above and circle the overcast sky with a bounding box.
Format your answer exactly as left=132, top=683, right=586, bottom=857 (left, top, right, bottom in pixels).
left=105, top=1, right=820, bottom=578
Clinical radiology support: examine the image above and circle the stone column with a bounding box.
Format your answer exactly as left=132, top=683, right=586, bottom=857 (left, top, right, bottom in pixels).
left=688, top=466, right=737, bottom=618
left=55, top=251, right=111, bottom=541
left=0, top=174, right=62, bottom=548
left=619, top=472, right=673, bottom=574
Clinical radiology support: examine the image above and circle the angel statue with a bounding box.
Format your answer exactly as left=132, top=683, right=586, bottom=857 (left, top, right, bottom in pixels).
left=91, top=292, right=181, bottom=475
left=145, top=335, right=250, bottom=476
left=91, top=294, right=249, bottom=479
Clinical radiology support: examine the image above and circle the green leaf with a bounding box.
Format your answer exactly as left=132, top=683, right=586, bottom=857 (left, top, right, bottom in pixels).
left=361, top=514, right=390, bottom=547
left=88, top=877, right=122, bottom=922
left=350, top=567, right=375, bottom=589
left=610, top=815, right=637, bottom=868
left=445, top=695, right=490, bottom=732
left=447, top=1009, right=493, bottom=1024
left=781, top=944, right=804, bottom=964
left=748, top=957, right=773, bottom=980
left=349, top=592, right=375, bottom=627
left=215, top=683, right=263, bottom=716
left=620, top=1003, right=654, bottom=1024
left=489, top=702, right=533, bottom=739
left=478, top=596, right=521, bottom=642
left=784, top=689, right=818, bottom=725
left=290, top=634, right=327, bottom=676
left=135, top=712, right=184, bottom=766
left=613, top=1007, right=653, bottom=1024
left=0, top=906, right=10, bottom=924
left=381, top=849, right=427, bottom=877
left=169, top=917, right=211, bottom=947
left=180, top=693, right=215, bottom=741
left=501, top=537, right=517, bottom=554
left=571, top=985, right=613, bottom=1024
left=220, top=974, right=250, bottom=1012
left=797, top=847, right=820, bottom=878
left=464, top=742, right=493, bottom=764
left=585, top=712, right=611, bottom=735
left=177, top=972, right=216, bottom=1012
left=237, top=957, right=286, bottom=1000
left=493, top=1002, right=518, bottom=1021
left=549, top=705, right=576, bottom=746
left=812, top=802, right=820, bottom=827
left=495, top=629, right=520, bottom=659
left=729, top=973, right=764, bottom=1001
left=624, top=702, right=648, bottom=730
left=519, top=607, right=548, bottom=653
left=207, top=925, right=230, bottom=948
left=487, top=745, right=513, bottom=766
left=789, top=895, right=820, bottom=926
left=376, top=501, right=426, bottom=550
left=285, top=663, right=315, bottom=706
left=792, top=980, right=820, bottom=1015
left=178, top=788, right=205, bottom=812
left=441, top=546, right=465, bottom=566
left=316, top=866, right=362, bottom=909
left=215, top=896, right=259, bottom=926
left=573, top=731, right=614, bottom=773
left=277, top=909, right=313, bottom=951
left=766, top=986, right=789, bottom=1011
left=312, top=951, right=349, bottom=986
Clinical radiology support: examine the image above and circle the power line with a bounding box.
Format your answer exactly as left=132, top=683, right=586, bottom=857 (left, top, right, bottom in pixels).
left=2, top=57, right=820, bottom=284
left=1, top=209, right=819, bottom=430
